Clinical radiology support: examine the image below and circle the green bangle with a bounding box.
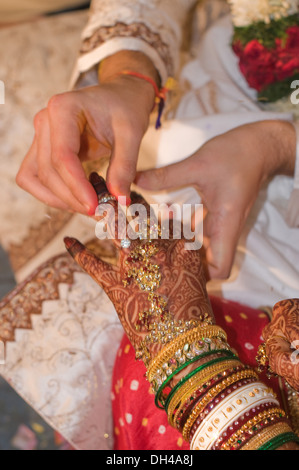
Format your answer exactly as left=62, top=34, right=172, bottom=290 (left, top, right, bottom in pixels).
left=164, top=351, right=237, bottom=413
left=258, top=432, right=299, bottom=450
left=154, top=349, right=236, bottom=410
left=155, top=350, right=219, bottom=410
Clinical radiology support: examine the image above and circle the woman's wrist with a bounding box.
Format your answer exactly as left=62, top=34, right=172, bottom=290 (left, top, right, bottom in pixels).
left=144, top=315, right=298, bottom=450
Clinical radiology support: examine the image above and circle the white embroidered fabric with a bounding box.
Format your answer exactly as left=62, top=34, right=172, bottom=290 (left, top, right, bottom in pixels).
left=72, top=0, right=197, bottom=85
left=0, top=10, right=88, bottom=252
left=0, top=266, right=123, bottom=450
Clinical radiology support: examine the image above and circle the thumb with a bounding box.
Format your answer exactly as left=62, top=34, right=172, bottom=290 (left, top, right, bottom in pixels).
left=135, top=156, right=198, bottom=191
left=106, top=131, right=142, bottom=203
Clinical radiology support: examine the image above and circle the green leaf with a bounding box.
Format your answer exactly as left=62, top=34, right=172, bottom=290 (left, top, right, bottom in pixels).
left=258, top=72, right=299, bottom=102
left=233, top=14, right=299, bottom=49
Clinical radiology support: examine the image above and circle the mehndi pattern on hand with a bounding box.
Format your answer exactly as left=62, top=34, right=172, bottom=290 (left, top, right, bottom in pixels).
left=262, top=299, right=299, bottom=392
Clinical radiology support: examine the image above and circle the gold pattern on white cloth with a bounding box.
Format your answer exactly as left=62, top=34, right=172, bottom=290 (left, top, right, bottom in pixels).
left=0, top=10, right=101, bottom=281
left=0, top=254, right=123, bottom=450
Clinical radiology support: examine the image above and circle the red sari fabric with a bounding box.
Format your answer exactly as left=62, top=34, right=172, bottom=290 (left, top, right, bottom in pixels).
left=111, top=295, right=285, bottom=451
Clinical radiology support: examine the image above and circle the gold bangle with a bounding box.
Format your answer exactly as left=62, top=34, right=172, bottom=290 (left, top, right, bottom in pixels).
left=221, top=407, right=286, bottom=450
left=147, top=325, right=228, bottom=382
left=182, top=368, right=259, bottom=441
left=240, top=422, right=292, bottom=451
left=167, top=360, right=242, bottom=427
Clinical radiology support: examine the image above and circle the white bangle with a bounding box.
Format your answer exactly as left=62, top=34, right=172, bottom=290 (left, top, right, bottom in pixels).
left=190, top=382, right=279, bottom=451
left=286, top=121, right=299, bottom=227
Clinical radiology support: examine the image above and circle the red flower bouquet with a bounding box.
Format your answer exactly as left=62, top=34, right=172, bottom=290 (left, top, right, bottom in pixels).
left=232, top=15, right=299, bottom=102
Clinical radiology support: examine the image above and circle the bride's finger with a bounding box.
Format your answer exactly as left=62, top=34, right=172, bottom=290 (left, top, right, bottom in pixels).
left=90, top=172, right=131, bottom=250
left=129, top=191, right=181, bottom=241
left=130, top=191, right=151, bottom=213
left=128, top=191, right=156, bottom=240
left=64, top=236, right=121, bottom=291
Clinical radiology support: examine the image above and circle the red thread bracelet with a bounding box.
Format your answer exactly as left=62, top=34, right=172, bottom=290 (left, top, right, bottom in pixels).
left=118, top=70, right=171, bottom=129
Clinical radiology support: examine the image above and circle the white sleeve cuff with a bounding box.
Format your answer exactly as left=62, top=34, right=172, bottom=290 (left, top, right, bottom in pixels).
left=69, top=37, right=169, bottom=89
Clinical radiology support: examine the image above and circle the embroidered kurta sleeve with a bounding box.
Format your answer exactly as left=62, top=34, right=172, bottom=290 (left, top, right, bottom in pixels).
left=71, top=0, right=198, bottom=87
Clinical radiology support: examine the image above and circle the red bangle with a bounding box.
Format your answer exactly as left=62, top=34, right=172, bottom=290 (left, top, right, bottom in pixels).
left=117, top=70, right=172, bottom=129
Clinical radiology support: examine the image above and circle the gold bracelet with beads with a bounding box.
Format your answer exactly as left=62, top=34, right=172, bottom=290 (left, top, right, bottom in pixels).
left=147, top=324, right=228, bottom=382
left=240, top=421, right=293, bottom=450
left=220, top=407, right=286, bottom=450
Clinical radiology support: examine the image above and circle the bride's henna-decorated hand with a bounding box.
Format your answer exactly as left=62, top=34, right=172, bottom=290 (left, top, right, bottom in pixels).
left=64, top=175, right=299, bottom=451
left=64, top=173, right=214, bottom=362
left=262, top=299, right=299, bottom=391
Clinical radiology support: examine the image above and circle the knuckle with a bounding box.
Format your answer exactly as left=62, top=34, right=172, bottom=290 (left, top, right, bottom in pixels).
left=47, top=93, right=65, bottom=112
left=51, top=150, right=64, bottom=169
left=215, top=269, right=230, bottom=280
left=210, top=261, right=231, bottom=280
left=109, top=158, right=136, bottom=187
left=51, top=149, right=73, bottom=173
left=154, top=167, right=167, bottom=187
left=33, top=109, right=47, bottom=132
left=37, top=167, right=48, bottom=184
left=120, top=158, right=136, bottom=177
left=15, top=169, right=26, bottom=188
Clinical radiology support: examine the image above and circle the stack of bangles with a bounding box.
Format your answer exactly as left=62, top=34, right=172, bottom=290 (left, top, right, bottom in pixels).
left=145, top=324, right=299, bottom=450
left=121, top=237, right=299, bottom=450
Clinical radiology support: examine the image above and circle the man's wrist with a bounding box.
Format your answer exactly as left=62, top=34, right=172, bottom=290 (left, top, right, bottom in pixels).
left=98, top=50, right=161, bottom=87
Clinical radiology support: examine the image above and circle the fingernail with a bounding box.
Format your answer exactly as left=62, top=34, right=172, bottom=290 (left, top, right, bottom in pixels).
left=130, top=191, right=141, bottom=199
left=89, top=172, right=104, bottom=184
left=89, top=172, right=108, bottom=194
left=64, top=237, right=76, bottom=249
left=86, top=205, right=96, bottom=216
left=64, top=237, right=84, bottom=258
